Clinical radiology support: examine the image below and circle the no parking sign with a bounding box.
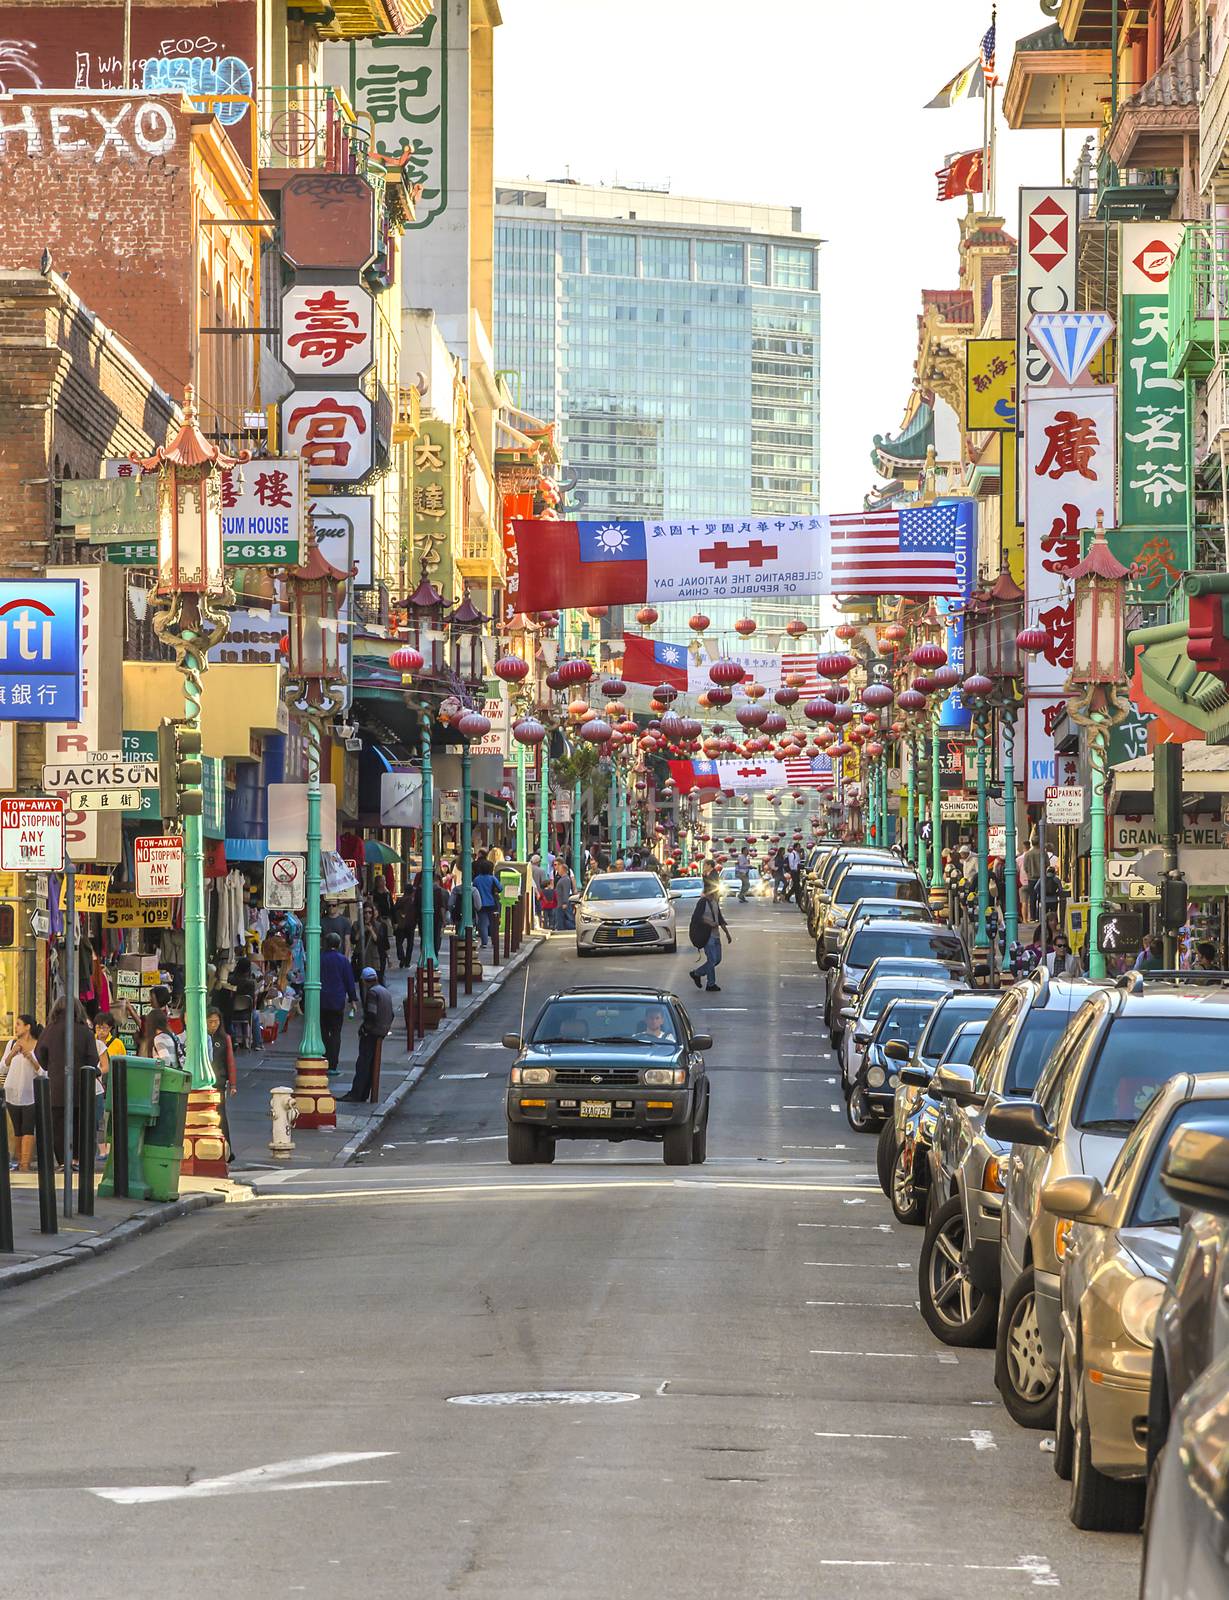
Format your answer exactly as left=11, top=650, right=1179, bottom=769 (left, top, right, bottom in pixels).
left=264, top=852, right=305, bottom=910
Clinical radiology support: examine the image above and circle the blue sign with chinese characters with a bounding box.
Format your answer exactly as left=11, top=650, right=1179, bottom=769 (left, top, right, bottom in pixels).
left=0, top=580, right=82, bottom=721
left=936, top=499, right=975, bottom=731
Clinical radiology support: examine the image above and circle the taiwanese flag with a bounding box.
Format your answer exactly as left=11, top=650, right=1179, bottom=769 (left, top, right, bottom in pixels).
left=667, top=759, right=720, bottom=795
left=512, top=519, right=648, bottom=611
left=622, top=633, right=690, bottom=692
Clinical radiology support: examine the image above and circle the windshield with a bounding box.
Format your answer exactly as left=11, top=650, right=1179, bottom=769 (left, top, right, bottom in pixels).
left=585, top=876, right=665, bottom=903
left=1078, top=1018, right=1229, bottom=1130
left=1131, top=1102, right=1229, bottom=1226
left=1003, top=1009, right=1071, bottom=1096
left=848, top=926, right=965, bottom=968
left=862, top=980, right=944, bottom=1023
left=532, top=999, right=678, bottom=1045
left=920, top=996, right=999, bottom=1064
left=873, top=1000, right=936, bottom=1047
left=835, top=873, right=925, bottom=906
left=942, top=1022, right=987, bottom=1066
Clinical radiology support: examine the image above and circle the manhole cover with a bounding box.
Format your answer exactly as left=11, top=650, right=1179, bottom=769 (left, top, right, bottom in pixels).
left=446, top=1390, right=639, bottom=1407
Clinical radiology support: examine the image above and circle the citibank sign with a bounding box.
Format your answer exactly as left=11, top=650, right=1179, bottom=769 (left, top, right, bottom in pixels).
left=0, top=579, right=82, bottom=721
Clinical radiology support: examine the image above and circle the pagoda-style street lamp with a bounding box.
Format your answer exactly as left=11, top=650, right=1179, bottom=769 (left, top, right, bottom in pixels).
left=402, top=576, right=448, bottom=967
left=445, top=592, right=490, bottom=945
left=982, top=570, right=1025, bottom=952
left=136, top=387, right=247, bottom=1177
left=283, top=526, right=348, bottom=1128
left=1066, top=513, right=1129, bottom=980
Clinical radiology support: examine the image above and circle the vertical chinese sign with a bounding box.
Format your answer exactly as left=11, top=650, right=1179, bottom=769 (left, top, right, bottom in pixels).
left=966, top=337, right=1022, bottom=586
left=413, top=421, right=454, bottom=597
left=1117, top=222, right=1190, bottom=598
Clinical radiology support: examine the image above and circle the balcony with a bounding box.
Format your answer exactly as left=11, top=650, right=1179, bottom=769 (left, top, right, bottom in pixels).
left=257, top=85, right=373, bottom=177
left=1202, top=31, right=1229, bottom=196
left=457, top=516, right=505, bottom=584
left=394, top=384, right=422, bottom=446
left=1168, top=225, right=1229, bottom=380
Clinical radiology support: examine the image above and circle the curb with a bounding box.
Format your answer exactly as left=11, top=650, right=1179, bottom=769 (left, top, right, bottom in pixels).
left=0, top=1189, right=226, bottom=1292
left=334, top=934, right=544, bottom=1166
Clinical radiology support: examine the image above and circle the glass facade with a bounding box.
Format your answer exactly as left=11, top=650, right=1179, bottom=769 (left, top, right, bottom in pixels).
left=495, top=190, right=822, bottom=635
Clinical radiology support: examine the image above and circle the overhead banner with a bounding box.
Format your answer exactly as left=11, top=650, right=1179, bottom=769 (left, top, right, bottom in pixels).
left=511, top=506, right=960, bottom=612
left=1025, top=384, right=1117, bottom=694
left=1118, top=221, right=1191, bottom=593
left=716, top=759, right=789, bottom=792
left=966, top=339, right=1016, bottom=432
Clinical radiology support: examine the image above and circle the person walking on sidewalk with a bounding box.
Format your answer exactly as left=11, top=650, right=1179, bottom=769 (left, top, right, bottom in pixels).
left=393, top=883, right=415, bottom=967
left=339, top=967, right=394, bottom=1103
left=735, top=845, right=751, bottom=903
left=688, top=880, right=732, bottom=993
left=474, top=854, right=499, bottom=949
left=319, top=931, right=357, bottom=1075
left=36, top=997, right=99, bottom=1169
left=1, top=1016, right=43, bottom=1172
left=92, top=1012, right=125, bottom=1161
left=206, top=1008, right=237, bottom=1162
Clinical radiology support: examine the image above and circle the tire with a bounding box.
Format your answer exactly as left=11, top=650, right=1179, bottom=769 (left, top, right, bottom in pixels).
left=994, top=1267, right=1058, bottom=1428
left=535, top=1136, right=556, bottom=1165
left=663, top=1124, right=693, bottom=1166
left=507, top=1122, right=539, bottom=1165
left=1054, top=1346, right=1075, bottom=1482
left=845, top=1085, right=878, bottom=1133
left=890, top=1144, right=926, bottom=1226
left=876, top=1121, right=896, bottom=1196
left=918, top=1195, right=997, bottom=1347
left=576, top=943, right=593, bottom=958
left=815, top=938, right=826, bottom=969
left=666, top=939, right=678, bottom=954
left=691, top=1103, right=708, bottom=1164
left=1070, top=1376, right=1146, bottom=1532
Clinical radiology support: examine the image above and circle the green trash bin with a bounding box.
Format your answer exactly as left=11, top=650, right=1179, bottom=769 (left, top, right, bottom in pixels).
left=98, top=1057, right=161, bottom=1201
left=141, top=1062, right=189, bottom=1202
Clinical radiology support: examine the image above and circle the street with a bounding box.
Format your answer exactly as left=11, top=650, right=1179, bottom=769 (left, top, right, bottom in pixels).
left=0, top=902, right=1139, bottom=1598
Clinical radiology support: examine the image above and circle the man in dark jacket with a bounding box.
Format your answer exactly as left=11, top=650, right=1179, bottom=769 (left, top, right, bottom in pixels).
left=36, top=996, right=99, bottom=1167
left=319, top=932, right=357, bottom=1075
left=339, top=967, right=394, bottom=1102
left=687, top=880, right=732, bottom=993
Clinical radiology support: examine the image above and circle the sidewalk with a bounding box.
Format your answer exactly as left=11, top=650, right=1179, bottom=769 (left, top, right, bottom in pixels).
left=225, top=929, right=544, bottom=1172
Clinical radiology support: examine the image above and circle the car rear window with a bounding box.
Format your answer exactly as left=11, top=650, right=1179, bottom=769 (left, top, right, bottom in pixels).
left=1078, top=1018, right=1229, bottom=1131
left=942, top=1022, right=987, bottom=1065
left=848, top=926, right=966, bottom=967
left=1003, top=1009, right=1071, bottom=1096
left=586, top=876, right=664, bottom=902
left=836, top=873, right=925, bottom=906
left=863, top=980, right=945, bottom=1022
left=920, top=996, right=999, bottom=1063
left=874, top=999, right=937, bottom=1047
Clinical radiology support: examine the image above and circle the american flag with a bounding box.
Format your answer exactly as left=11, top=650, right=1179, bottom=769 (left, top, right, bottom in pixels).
left=980, top=18, right=998, bottom=86
left=778, top=652, right=826, bottom=695
left=829, top=505, right=960, bottom=597
left=784, top=755, right=835, bottom=790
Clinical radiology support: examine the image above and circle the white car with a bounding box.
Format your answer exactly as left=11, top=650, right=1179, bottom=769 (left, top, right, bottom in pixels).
left=575, top=872, right=677, bottom=955
left=719, top=866, right=764, bottom=899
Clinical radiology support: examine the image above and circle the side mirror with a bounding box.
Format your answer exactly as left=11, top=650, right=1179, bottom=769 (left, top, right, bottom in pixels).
left=669, top=889, right=681, bottom=899
left=820, top=954, right=835, bottom=971
left=691, top=1033, right=713, bottom=1051
left=985, top=1098, right=1053, bottom=1148
left=853, top=1028, right=871, bottom=1047
left=570, top=894, right=582, bottom=906
left=502, top=1033, right=523, bottom=1051
left=884, top=1040, right=911, bottom=1063
left=931, top=1061, right=981, bottom=1106
left=900, top=1064, right=932, bottom=1089
left=1042, top=1174, right=1107, bottom=1223
left=1161, top=1123, right=1229, bottom=1219
left=839, top=1006, right=857, bottom=1021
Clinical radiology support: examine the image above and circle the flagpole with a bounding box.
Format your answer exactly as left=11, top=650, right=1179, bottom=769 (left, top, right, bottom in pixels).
left=988, top=6, right=998, bottom=213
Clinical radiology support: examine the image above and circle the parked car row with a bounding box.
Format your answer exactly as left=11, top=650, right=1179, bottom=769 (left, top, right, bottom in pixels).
left=795, top=841, right=1229, bottom=1591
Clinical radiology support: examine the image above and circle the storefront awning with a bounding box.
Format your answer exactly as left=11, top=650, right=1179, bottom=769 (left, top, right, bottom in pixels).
left=1112, top=739, right=1229, bottom=794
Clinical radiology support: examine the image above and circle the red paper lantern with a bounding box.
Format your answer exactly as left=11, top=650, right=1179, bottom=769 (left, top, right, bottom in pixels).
left=736, top=705, right=768, bottom=729
left=816, top=651, right=853, bottom=678
left=654, top=682, right=679, bottom=704
left=804, top=696, right=835, bottom=721
left=834, top=623, right=859, bottom=642
left=493, top=653, right=529, bottom=683
left=636, top=606, right=659, bottom=627
left=689, top=613, right=710, bottom=633
left=775, top=686, right=800, bottom=706
left=585, top=605, right=609, bottom=619
left=389, top=645, right=424, bottom=672
left=897, top=689, right=927, bottom=712
left=455, top=711, right=491, bottom=739
left=911, top=641, right=947, bottom=669
left=931, top=665, right=961, bottom=690
left=785, top=619, right=808, bottom=638
left=963, top=673, right=993, bottom=698
left=707, top=685, right=733, bottom=706
left=1016, top=624, right=1048, bottom=653
left=580, top=718, right=613, bottom=743
left=862, top=683, right=895, bottom=708
left=601, top=676, right=627, bottom=697
left=709, top=659, right=746, bottom=686
left=734, top=617, right=757, bottom=637
left=557, top=657, right=593, bottom=685
left=513, top=717, right=545, bottom=745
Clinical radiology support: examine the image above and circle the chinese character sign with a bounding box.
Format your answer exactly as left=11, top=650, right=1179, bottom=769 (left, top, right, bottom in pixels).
left=966, top=339, right=1016, bottom=432
left=282, top=392, right=373, bottom=484
left=281, top=283, right=374, bottom=378
left=413, top=420, right=454, bottom=596
left=1025, top=384, right=1117, bottom=694
left=1119, top=222, right=1190, bottom=562
left=338, top=9, right=447, bottom=229
left=218, top=457, right=303, bottom=564
left=937, top=499, right=976, bottom=730
left=0, top=579, right=81, bottom=722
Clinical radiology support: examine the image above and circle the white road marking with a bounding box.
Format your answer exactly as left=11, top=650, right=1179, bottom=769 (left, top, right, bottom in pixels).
left=783, top=1105, right=817, bottom=1110
left=814, top=1431, right=909, bottom=1441
left=818, top=1559, right=1058, bottom=1586
left=829, top=1103, right=841, bottom=1112
left=806, top=1300, right=915, bottom=1308
left=798, top=1222, right=893, bottom=1232
left=842, top=1198, right=866, bottom=1206
left=804, top=1262, right=911, bottom=1270
left=462, top=1135, right=506, bottom=1143
left=463, top=1043, right=507, bottom=1051
left=959, top=1429, right=997, bottom=1451
left=656, top=1380, right=670, bottom=1396
left=89, top=1452, right=398, bottom=1505
left=441, top=1073, right=490, bottom=1079
left=810, top=1349, right=958, bottom=1361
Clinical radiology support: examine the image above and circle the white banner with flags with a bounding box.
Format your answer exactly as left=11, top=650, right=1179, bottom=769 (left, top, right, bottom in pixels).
left=716, top=758, right=788, bottom=792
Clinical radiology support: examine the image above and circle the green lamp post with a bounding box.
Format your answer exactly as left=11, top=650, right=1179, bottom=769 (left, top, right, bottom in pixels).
left=980, top=570, right=1026, bottom=955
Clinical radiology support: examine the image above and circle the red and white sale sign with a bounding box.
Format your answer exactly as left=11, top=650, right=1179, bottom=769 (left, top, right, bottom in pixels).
left=135, top=835, right=184, bottom=899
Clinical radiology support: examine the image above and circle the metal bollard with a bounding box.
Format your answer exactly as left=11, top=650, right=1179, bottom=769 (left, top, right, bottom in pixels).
left=415, top=964, right=425, bottom=1037
left=448, top=933, right=458, bottom=1009
left=112, top=1056, right=129, bottom=1201
left=77, top=1064, right=96, bottom=1217
left=464, top=927, right=474, bottom=996
left=0, top=1093, right=13, bottom=1253
left=33, top=1076, right=56, bottom=1235
left=367, top=1037, right=384, bottom=1105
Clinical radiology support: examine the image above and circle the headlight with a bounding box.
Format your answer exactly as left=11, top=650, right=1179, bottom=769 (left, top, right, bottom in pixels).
left=517, top=1066, right=551, bottom=1085
left=578, top=910, right=598, bottom=923
left=981, top=1157, right=1005, bottom=1194
left=1054, top=1219, right=1074, bottom=1260
left=866, top=1066, right=886, bottom=1088
left=888, top=1074, right=899, bottom=1089
left=644, top=1068, right=686, bottom=1086
left=1121, top=1277, right=1165, bottom=1347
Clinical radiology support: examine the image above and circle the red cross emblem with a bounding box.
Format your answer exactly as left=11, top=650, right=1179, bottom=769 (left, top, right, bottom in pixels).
left=1027, top=196, right=1070, bottom=273
left=736, top=766, right=767, bottom=777
left=698, top=539, right=779, bottom=571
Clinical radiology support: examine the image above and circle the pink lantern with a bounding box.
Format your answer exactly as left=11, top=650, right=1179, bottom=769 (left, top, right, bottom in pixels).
left=602, top=676, right=627, bottom=697
left=455, top=711, right=492, bottom=739
left=707, top=685, right=733, bottom=706
left=963, top=673, right=993, bottom=698
left=804, top=696, right=836, bottom=721
left=580, top=718, right=613, bottom=743
left=389, top=645, right=424, bottom=673
left=816, top=651, right=853, bottom=678
left=862, top=683, right=895, bottom=708
left=897, top=688, right=927, bottom=713
left=931, top=665, right=961, bottom=690
left=493, top=653, right=529, bottom=683
left=762, top=712, right=787, bottom=734
left=911, top=641, right=947, bottom=669
left=513, top=717, right=546, bottom=745
left=775, top=686, right=800, bottom=706
left=1016, top=624, right=1048, bottom=653
left=710, top=659, right=746, bottom=686
left=557, top=657, right=594, bottom=685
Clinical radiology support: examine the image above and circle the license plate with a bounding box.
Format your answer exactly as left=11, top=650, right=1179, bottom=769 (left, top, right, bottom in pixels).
left=580, top=1100, right=611, bottom=1118
left=616, top=927, right=635, bottom=938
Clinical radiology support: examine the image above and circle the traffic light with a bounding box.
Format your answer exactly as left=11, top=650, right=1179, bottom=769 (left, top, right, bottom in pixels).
left=157, top=716, right=204, bottom=818
left=1159, top=873, right=1188, bottom=934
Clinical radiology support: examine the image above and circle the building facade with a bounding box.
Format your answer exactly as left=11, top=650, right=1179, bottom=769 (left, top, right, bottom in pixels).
left=494, top=179, right=823, bottom=639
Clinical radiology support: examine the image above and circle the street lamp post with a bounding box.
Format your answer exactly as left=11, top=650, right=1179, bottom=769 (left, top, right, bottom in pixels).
left=962, top=594, right=996, bottom=956
left=283, top=528, right=348, bottom=1127
left=981, top=571, right=1026, bottom=954
left=136, top=387, right=245, bottom=1176
left=1067, top=513, right=1129, bottom=980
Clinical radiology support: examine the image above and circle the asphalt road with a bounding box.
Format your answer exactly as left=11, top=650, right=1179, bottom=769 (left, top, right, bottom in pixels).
left=0, top=897, right=1141, bottom=1599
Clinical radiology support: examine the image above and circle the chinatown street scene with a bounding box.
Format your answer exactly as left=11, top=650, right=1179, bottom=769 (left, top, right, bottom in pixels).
left=3, top=1, right=1229, bottom=1596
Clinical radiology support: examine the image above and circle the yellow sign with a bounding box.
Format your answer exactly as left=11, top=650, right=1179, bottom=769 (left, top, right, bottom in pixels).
left=60, top=874, right=111, bottom=914
left=103, top=893, right=174, bottom=929
left=1000, top=431, right=1025, bottom=588
left=966, top=339, right=1016, bottom=432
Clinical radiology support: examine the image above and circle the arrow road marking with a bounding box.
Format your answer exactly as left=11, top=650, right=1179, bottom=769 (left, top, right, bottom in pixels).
left=89, top=1451, right=398, bottom=1504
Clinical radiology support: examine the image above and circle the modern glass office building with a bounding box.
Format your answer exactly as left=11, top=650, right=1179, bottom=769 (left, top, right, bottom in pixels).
left=494, top=180, right=823, bottom=639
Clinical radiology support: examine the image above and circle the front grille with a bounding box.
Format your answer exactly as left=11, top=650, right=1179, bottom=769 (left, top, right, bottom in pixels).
left=554, top=1069, right=641, bottom=1086
left=592, top=920, right=660, bottom=945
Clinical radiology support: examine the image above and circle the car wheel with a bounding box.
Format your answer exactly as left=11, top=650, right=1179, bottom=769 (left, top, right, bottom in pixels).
left=1069, top=1375, right=1145, bottom=1532
left=815, top=938, right=826, bottom=969
left=507, top=1122, right=539, bottom=1165
left=1054, top=1346, right=1075, bottom=1482
left=876, top=1121, right=896, bottom=1196
left=994, top=1267, right=1058, bottom=1428
left=845, top=1085, right=878, bottom=1133
left=889, top=1145, right=925, bottom=1226
left=666, top=938, right=678, bottom=954
left=534, top=1136, right=556, bottom=1165
left=690, top=1103, right=708, bottom=1164
left=576, top=944, right=593, bottom=958
left=663, top=1124, right=693, bottom=1166
left=918, top=1195, right=996, bottom=1347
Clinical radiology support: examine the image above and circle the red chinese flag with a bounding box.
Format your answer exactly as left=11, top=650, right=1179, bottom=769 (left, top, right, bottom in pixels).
left=935, top=149, right=985, bottom=202
left=511, top=519, right=650, bottom=611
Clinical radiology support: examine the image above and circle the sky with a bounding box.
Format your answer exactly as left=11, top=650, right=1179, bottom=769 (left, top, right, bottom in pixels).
left=494, top=0, right=1064, bottom=514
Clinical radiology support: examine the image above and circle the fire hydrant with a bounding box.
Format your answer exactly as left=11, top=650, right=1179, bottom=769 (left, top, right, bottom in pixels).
left=269, top=1086, right=299, bottom=1157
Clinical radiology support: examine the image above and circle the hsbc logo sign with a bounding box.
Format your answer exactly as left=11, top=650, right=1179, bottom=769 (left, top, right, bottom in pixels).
left=1026, top=195, right=1071, bottom=272
left=1017, top=188, right=1079, bottom=389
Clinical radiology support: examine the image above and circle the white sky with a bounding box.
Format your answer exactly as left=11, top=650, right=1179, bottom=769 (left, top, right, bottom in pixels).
left=494, top=0, right=1063, bottom=513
